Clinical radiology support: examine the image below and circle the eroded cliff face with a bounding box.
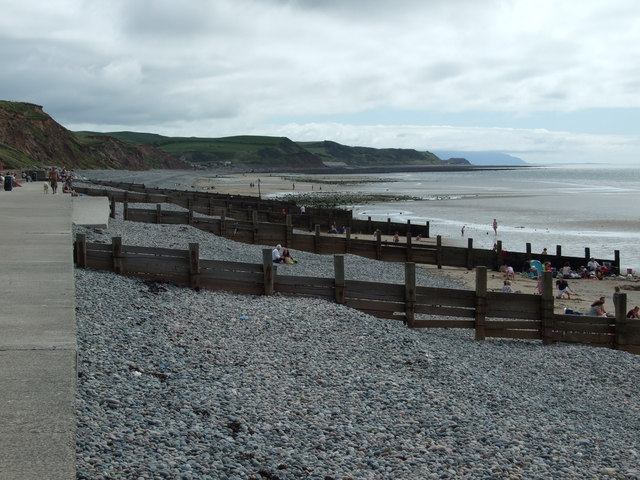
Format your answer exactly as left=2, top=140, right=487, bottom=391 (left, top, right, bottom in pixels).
left=0, top=102, right=189, bottom=170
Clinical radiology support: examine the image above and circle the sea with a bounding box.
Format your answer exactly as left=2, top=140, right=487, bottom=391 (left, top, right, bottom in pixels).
left=294, top=165, right=640, bottom=272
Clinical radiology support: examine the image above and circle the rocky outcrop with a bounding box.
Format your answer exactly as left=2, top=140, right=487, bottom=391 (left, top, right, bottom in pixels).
left=0, top=101, right=190, bottom=170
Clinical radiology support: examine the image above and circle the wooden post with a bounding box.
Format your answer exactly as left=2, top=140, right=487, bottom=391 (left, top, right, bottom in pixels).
left=156, top=204, right=162, bottom=224
left=75, top=233, right=87, bottom=268
left=387, top=217, right=391, bottom=235
left=188, top=204, right=194, bottom=225
left=585, top=247, right=591, bottom=265
left=123, top=202, right=129, bottom=221
left=208, top=198, right=214, bottom=216
left=613, top=292, right=626, bottom=350
left=405, top=262, right=416, bottom=328
left=541, top=271, right=554, bottom=344
left=109, top=196, right=116, bottom=219
left=526, top=243, right=531, bottom=255
left=614, top=250, right=620, bottom=275
left=314, top=224, right=321, bottom=253
left=474, top=266, right=487, bottom=340
left=375, top=229, right=382, bottom=260
left=466, top=238, right=474, bottom=270
left=252, top=210, right=259, bottom=244
left=345, top=227, right=351, bottom=254
left=556, top=245, right=562, bottom=259
left=189, top=243, right=201, bottom=291
left=367, top=216, right=372, bottom=234
left=112, top=237, right=123, bottom=275
left=426, top=221, right=430, bottom=238
left=285, top=214, right=293, bottom=247
left=436, top=235, right=442, bottom=269
left=406, top=230, right=412, bottom=261
left=334, top=254, right=345, bottom=305
left=262, top=248, right=275, bottom=295
left=495, top=240, right=503, bottom=271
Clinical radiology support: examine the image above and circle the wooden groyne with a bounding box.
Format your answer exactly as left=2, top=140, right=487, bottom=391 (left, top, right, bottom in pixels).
left=74, top=235, right=640, bottom=355
left=75, top=183, right=620, bottom=274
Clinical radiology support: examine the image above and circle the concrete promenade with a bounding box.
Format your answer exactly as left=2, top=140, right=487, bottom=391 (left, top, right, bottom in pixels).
left=0, top=181, right=108, bottom=480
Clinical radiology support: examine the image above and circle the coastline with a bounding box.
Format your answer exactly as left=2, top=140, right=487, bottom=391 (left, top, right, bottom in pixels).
left=78, top=169, right=640, bottom=316
left=72, top=203, right=640, bottom=479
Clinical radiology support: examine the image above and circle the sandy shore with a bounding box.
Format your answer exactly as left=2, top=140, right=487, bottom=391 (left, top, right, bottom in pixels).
left=420, top=264, right=640, bottom=316
left=192, top=172, right=380, bottom=197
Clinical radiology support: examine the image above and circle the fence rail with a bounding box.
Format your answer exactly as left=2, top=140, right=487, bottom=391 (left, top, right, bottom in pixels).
left=75, top=183, right=620, bottom=273
left=118, top=202, right=618, bottom=274
left=74, top=235, right=640, bottom=355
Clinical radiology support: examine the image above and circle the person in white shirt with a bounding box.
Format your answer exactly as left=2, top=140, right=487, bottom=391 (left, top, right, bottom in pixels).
left=272, top=244, right=284, bottom=263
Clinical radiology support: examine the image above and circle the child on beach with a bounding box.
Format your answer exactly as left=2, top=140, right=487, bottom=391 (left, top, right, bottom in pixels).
left=504, top=266, right=515, bottom=280
left=555, top=278, right=572, bottom=299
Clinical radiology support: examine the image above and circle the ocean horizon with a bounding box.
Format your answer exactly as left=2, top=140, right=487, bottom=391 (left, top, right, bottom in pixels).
left=341, top=165, right=640, bottom=272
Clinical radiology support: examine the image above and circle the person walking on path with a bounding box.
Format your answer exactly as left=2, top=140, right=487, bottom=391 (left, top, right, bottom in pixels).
left=49, top=167, right=60, bottom=194
left=492, top=218, right=498, bottom=235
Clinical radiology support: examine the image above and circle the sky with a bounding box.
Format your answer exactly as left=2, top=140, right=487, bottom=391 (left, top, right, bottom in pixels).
left=1, top=0, right=640, bottom=165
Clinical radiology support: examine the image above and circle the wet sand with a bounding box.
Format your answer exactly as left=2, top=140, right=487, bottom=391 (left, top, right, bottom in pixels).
left=192, top=172, right=376, bottom=197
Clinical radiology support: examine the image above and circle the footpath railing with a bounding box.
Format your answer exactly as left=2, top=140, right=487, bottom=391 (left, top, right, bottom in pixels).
left=74, top=235, right=640, bottom=355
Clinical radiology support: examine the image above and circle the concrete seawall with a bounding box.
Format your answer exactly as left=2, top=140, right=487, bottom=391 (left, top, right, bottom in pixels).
left=0, top=181, right=109, bottom=479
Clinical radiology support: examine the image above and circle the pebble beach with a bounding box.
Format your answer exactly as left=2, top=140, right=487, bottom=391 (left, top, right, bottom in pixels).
left=74, top=204, right=640, bottom=479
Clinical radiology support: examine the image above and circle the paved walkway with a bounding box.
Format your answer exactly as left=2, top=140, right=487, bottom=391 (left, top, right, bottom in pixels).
left=0, top=181, right=108, bottom=480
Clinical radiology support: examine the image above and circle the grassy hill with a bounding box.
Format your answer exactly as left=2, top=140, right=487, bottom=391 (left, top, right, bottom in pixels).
left=299, top=140, right=442, bottom=166
left=1, top=100, right=451, bottom=171
left=91, top=132, right=448, bottom=169
left=0, top=101, right=189, bottom=170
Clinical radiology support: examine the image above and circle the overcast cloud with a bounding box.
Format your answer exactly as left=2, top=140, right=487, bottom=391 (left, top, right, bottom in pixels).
left=1, top=0, right=639, bottom=164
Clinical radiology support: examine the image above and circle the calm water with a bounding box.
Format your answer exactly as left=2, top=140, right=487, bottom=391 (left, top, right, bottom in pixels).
left=299, top=166, right=640, bottom=271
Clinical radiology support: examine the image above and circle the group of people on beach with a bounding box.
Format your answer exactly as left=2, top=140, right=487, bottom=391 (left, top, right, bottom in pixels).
left=582, top=296, right=639, bottom=319
left=499, top=255, right=639, bottom=318
left=48, top=167, right=77, bottom=195
left=271, top=244, right=296, bottom=264
left=1, top=172, right=22, bottom=191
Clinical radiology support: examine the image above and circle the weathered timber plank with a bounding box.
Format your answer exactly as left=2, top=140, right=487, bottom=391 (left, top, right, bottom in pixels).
left=200, top=271, right=264, bottom=284
left=345, top=280, right=404, bottom=300
left=199, top=278, right=263, bottom=295
left=123, top=245, right=190, bottom=258
left=344, top=298, right=405, bottom=313
left=552, top=331, right=615, bottom=345
left=200, top=259, right=262, bottom=273
left=275, top=284, right=334, bottom=299
left=275, top=276, right=334, bottom=287
left=415, top=287, right=475, bottom=308
left=86, top=243, right=112, bottom=252
left=552, top=314, right=615, bottom=327
left=412, top=319, right=475, bottom=329
left=553, top=321, right=615, bottom=334
left=414, top=305, right=475, bottom=318
left=485, top=320, right=541, bottom=330
left=85, top=253, right=113, bottom=271
left=123, top=257, right=188, bottom=275
left=485, top=330, right=541, bottom=340
left=618, top=344, right=640, bottom=354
